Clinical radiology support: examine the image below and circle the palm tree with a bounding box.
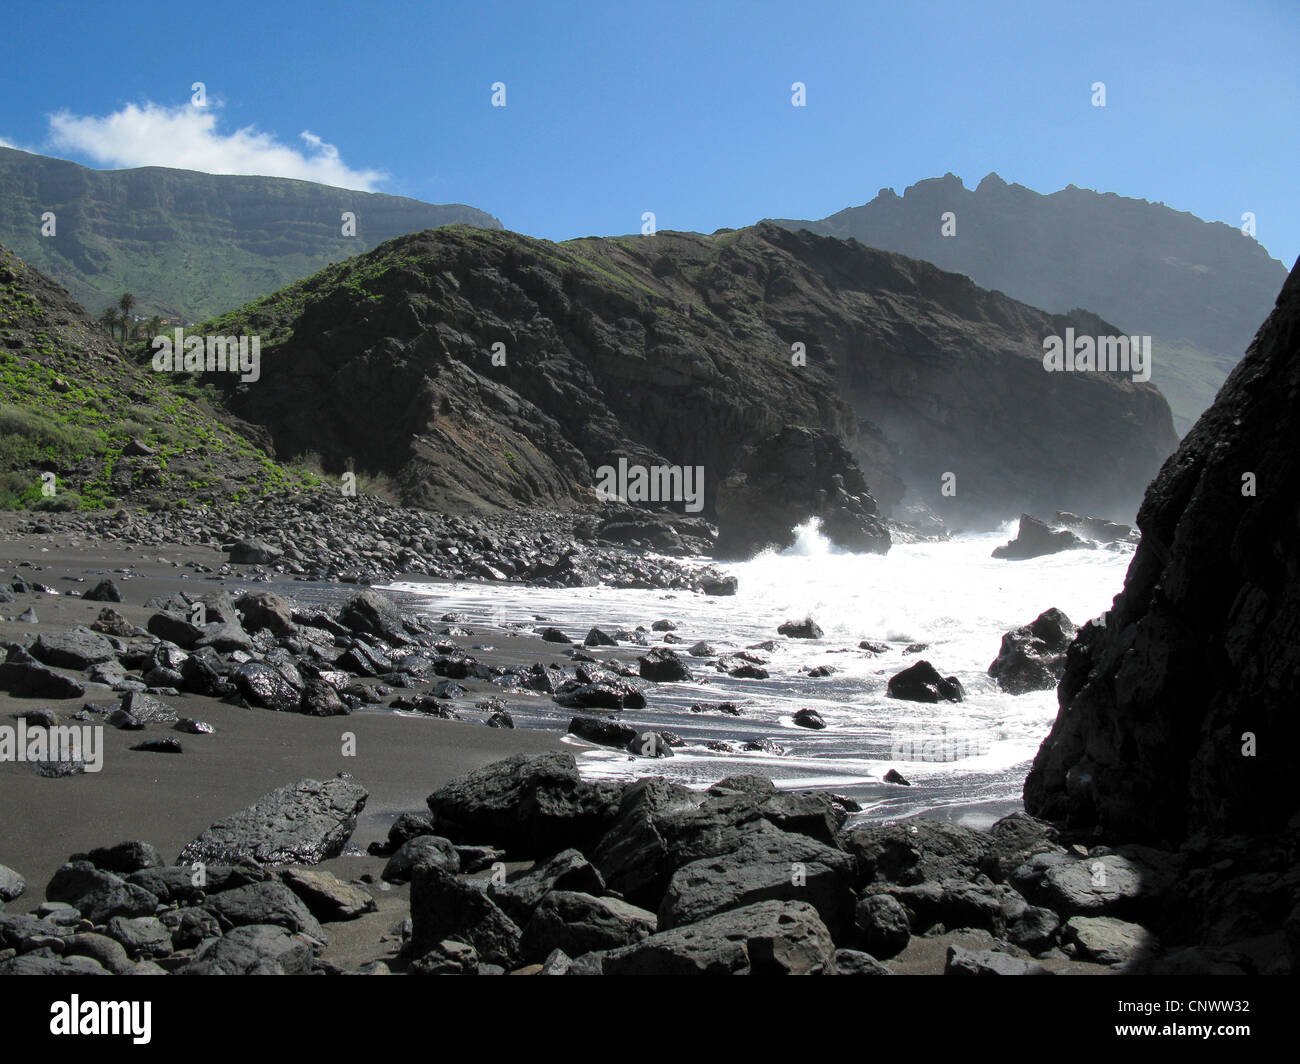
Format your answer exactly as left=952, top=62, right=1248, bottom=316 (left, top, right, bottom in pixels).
left=117, top=293, right=135, bottom=342
left=99, top=306, right=120, bottom=339
left=145, top=315, right=163, bottom=343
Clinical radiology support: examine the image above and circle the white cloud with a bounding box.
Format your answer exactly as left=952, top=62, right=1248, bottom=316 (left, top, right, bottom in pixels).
left=46, top=102, right=386, bottom=191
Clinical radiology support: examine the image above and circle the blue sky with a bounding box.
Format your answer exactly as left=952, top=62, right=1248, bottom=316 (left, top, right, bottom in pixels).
left=2, top=0, right=1296, bottom=265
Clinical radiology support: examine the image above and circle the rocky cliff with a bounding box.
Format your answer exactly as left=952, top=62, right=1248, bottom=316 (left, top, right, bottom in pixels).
left=774, top=173, right=1289, bottom=433
left=1025, top=256, right=1300, bottom=845
left=0, top=147, right=502, bottom=321
left=196, top=222, right=1177, bottom=544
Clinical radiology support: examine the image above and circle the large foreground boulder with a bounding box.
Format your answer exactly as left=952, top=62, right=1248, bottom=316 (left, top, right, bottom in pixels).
left=426, top=753, right=622, bottom=858
left=177, top=777, right=368, bottom=865
left=657, top=824, right=856, bottom=937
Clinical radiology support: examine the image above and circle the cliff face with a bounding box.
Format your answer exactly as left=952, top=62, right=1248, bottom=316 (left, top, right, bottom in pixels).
left=198, top=222, right=1176, bottom=542
left=1025, top=257, right=1300, bottom=844
left=774, top=173, right=1290, bottom=433
left=0, top=147, right=501, bottom=321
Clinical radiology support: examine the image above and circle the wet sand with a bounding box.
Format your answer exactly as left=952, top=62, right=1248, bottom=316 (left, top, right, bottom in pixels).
left=0, top=528, right=565, bottom=914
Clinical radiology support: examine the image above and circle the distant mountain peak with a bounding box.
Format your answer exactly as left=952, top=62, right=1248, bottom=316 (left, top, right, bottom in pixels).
left=771, top=175, right=1288, bottom=434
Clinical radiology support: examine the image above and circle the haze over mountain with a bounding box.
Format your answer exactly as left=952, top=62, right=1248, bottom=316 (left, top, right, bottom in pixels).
left=772, top=174, right=1290, bottom=433
left=0, top=147, right=502, bottom=322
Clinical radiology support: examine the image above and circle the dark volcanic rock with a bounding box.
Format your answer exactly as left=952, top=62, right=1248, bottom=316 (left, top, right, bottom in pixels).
left=233, top=661, right=301, bottom=711
left=46, top=862, right=158, bottom=924
left=716, top=426, right=891, bottom=559
left=382, top=835, right=460, bottom=883
left=118, top=691, right=179, bottom=725
left=299, top=677, right=349, bottom=716
left=280, top=867, right=376, bottom=922
left=409, top=865, right=521, bottom=966
left=603, top=899, right=836, bottom=975
left=992, top=514, right=1084, bottom=560
left=886, top=660, right=964, bottom=703
left=338, top=589, right=408, bottom=644
left=82, top=578, right=124, bottom=602
left=778, top=618, right=823, bottom=639
left=1026, top=260, right=1300, bottom=844
left=0, top=647, right=85, bottom=699
left=988, top=608, right=1077, bottom=694
left=426, top=753, right=622, bottom=858
left=487, top=849, right=605, bottom=926
left=637, top=648, right=692, bottom=682
left=841, top=819, right=991, bottom=888
left=31, top=628, right=116, bottom=670
left=519, top=891, right=656, bottom=963
left=657, top=825, right=856, bottom=937
left=856, top=893, right=911, bottom=958
left=792, top=707, right=827, bottom=729
left=178, top=777, right=368, bottom=865
left=0, top=863, right=25, bottom=902
left=568, top=715, right=638, bottom=748
left=228, top=538, right=281, bottom=565
left=179, top=924, right=315, bottom=975
left=146, top=611, right=204, bottom=648
left=131, top=737, right=183, bottom=754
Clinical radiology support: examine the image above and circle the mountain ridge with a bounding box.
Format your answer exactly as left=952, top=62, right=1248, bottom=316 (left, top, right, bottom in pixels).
left=0, top=146, right=502, bottom=321
left=772, top=173, right=1289, bottom=433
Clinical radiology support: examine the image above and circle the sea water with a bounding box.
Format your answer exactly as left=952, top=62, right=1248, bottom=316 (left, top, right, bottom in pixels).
left=386, top=520, right=1133, bottom=827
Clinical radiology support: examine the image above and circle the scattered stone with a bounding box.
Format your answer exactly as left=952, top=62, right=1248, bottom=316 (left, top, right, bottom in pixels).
left=132, top=737, right=183, bottom=754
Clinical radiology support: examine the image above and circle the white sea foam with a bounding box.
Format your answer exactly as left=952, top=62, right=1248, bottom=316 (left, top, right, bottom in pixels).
left=385, top=519, right=1133, bottom=821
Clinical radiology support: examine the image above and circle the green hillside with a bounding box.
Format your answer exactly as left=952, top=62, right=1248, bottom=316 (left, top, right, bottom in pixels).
left=0, top=147, right=502, bottom=322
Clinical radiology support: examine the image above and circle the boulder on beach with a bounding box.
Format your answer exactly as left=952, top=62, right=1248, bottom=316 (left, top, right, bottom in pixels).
left=637, top=647, right=692, bottom=682
left=410, top=864, right=521, bottom=966
left=0, top=650, right=85, bottom=701
left=426, top=752, right=622, bottom=858
left=177, top=777, right=368, bottom=866
left=338, top=589, right=408, bottom=644
left=30, top=627, right=118, bottom=670
left=228, top=538, right=282, bottom=565
left=569, top=715, right=638, bottom=748
left=82, top=578, right=124, bottom=603
left=603, top=899, right=837, bottom=975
